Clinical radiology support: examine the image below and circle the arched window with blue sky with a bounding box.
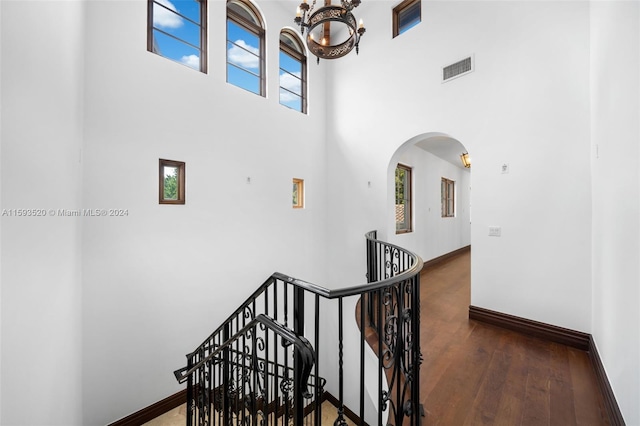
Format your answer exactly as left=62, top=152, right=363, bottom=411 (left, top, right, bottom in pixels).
left=226, top=0, right=265, bottom=96
left=279, top=29, right=307, bottom=113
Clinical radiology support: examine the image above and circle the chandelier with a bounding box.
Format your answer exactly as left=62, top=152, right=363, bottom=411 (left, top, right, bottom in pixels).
left=295, top=0, right=366, bottom=62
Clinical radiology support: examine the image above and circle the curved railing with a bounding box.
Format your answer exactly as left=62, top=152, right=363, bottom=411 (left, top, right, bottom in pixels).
left=175, top=231, right=423, bottom=426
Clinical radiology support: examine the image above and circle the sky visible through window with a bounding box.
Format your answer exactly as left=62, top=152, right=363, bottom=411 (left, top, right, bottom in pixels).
left=279, top=50, right=303, bottom=111
left=227, top=20, right=261, bottom=94
left=152, top=0, right=202, bottom=70
left=152, top=0, right=305, bottom=102
left=398, top=1, right=420, bottom=35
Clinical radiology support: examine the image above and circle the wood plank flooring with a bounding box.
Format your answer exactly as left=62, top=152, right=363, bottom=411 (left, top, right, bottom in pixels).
left=420, top=249, right=610, bottom=425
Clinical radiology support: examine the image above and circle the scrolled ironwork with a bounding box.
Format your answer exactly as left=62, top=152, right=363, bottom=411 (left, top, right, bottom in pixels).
left=175, top=230, right=423, bottom=426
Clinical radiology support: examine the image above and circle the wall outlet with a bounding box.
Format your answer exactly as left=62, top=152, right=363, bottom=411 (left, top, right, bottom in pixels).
left=489, top=226, right=502, bottom=237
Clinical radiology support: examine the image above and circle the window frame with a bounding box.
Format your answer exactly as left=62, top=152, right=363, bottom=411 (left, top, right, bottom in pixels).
left=147, top=0, right=208, bottom=73
left=293, top=178, right=304, bottom=209
left=392, top=0, right=421, bottom=38
left=395, top=164, right=412, bottom=234
left=279, top=30, right=307, bottom=114
left=226, top=0, right=266, bottom=96
left=441, top=177, right=455, bottom=218
left=159, top=159, right=186, bottom=205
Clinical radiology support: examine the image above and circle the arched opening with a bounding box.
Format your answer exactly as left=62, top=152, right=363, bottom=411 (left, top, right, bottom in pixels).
left=386, top=131, right=471, bottom=265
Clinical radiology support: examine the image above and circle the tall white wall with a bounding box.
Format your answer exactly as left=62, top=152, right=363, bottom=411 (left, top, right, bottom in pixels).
left=0, top=1, right=84, bottom=424
left=81, top=1, right=328, bottom=423
left=326, top=0, right=592, bottom=332
left=590, top=2, right=640, bottom=424
left=388, top=144, right=471, bottom=261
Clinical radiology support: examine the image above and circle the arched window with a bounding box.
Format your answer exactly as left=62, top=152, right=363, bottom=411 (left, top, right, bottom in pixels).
left=147, top=0, right=207, bottom=72
left=226, top=0, right=265, bottom=96
left=279, top=30, right=307, bottom=113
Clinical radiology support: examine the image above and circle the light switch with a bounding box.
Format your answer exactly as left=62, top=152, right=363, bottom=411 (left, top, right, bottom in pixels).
left=489, top=226, right=501, bottom=237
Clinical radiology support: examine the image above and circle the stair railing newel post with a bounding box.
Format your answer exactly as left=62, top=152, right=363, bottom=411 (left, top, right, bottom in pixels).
left=283, top=283, right=291, bottom=423
left=293, top=286, right=306, bottom=425
left=334, top=297, right=348, bottom=426
left=222, top=323, right=230, bottom=426
left=314, top=293, right=322, bottom=426
left=412, top=272, right=423, bottom=425
left=377, top=283, right=385, bottom=426
left=186, top=355, right=194, bottom=426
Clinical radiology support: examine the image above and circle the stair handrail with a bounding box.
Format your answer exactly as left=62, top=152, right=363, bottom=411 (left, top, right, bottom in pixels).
left=270, top=232, right=423, bottom=299
left=174, top=314, right=315, bottom=396
left=187, top=231, right=422, bottom=356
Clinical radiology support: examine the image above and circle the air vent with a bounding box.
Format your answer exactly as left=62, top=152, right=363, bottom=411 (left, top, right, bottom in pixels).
left=442, top=55, right=474, bottom=83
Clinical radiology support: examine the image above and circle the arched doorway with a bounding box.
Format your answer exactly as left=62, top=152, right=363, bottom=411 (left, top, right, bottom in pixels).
left=386, top=132, right=471, bottom=263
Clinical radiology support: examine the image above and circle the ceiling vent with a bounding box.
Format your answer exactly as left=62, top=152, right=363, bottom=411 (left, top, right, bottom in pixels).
left=442, top=55, right=474, bottom=83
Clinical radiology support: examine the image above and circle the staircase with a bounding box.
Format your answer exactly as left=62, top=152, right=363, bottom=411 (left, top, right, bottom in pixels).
left=174, top=231, right=424, bottom=426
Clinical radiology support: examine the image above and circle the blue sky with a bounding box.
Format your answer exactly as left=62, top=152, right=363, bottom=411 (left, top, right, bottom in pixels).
left=152, top=0, right=202, bottom=69
left=153, top=0, right=304, bottom=111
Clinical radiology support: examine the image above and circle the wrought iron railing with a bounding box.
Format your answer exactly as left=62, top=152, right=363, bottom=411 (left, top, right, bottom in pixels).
left=175, top=230, right=423, bottom=425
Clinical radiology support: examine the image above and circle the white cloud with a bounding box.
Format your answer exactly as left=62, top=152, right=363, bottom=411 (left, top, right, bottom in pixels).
left=154, top=0, right=183, bottom=29
left=181, top=54, right=200, bottom=70
left=228, top=40, right=259, bottom=70
left=279, top=71, right=302, bottom=102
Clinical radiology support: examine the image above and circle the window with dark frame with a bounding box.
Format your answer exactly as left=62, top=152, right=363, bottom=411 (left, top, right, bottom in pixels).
left=159, top=159, right=186, bottom=204
left=147, top=0, right=207, bottom=72
left=393, top=0, right=421, bottom=38
left=227, top=0, right=265, bottom=96
left=293, top=178, right=304, bottom=208
left=441, top=177, right=455, bottom=217
left=395, top=164, right=412, bottom=233
left=279, top=30, right=307, bottom=113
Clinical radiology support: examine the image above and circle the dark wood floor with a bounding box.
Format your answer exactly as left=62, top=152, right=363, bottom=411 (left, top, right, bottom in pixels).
left=420, top=249, right=610, bottom=426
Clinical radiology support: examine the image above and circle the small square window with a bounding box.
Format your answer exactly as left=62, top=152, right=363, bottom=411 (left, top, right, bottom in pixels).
left=159, top=159, right=185, bottom=204
left=293, top=178, right=304, bottom=209
left=393, top=0, right=421, bottom=38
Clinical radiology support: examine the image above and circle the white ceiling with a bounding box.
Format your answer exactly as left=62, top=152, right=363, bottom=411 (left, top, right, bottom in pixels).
left=415, top=136, right=470, bottom=171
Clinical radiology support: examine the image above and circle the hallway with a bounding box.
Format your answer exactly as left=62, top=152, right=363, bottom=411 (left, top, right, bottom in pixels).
left=419, top=249, right=610, bottom=425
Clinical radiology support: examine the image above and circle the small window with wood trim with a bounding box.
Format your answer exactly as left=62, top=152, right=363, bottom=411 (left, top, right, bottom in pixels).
left=441, top=177, right=455, bottom=217
left=395, top=164, right=412, bottom=233
left=393, top=0, right=421, bottom=38
left=159, top=159, right=185, bottom=204
left=293, top=178, right=304, bottom=208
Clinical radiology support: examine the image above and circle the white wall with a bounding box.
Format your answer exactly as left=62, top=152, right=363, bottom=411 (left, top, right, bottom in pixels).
left=388, top=144, right=471, bottom=261
left=0, top=1, right=84, bottom=424
left=326, top=0, right=592, bottom=332
left=590, top=2, right=640, bottom=424
left=81, top=1, right=328, bottom=423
